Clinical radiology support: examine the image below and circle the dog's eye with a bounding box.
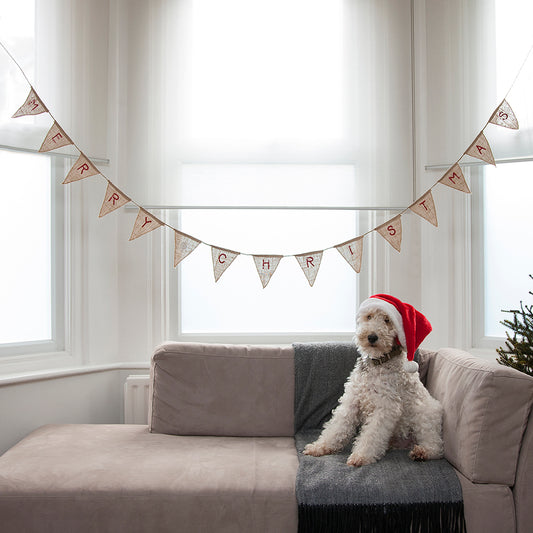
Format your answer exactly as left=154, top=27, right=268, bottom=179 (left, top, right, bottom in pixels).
left=366, top=314, right=372, bottom=320
left=384, top=317, right=390, bottom=323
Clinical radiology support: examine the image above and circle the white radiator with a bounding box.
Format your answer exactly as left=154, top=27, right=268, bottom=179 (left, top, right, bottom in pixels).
left=124, top=375, right=151, bottom=424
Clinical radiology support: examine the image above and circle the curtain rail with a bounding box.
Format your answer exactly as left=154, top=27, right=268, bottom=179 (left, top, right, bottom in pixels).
left=425, top=155, right=533, bottom=171
left=0, top=143, right=110, bottom=166
left=129, top=205, right=407, bottom=211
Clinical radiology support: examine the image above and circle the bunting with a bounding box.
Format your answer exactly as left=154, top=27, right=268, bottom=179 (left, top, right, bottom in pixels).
left=12, top=88, right=47, bottom=117
left=465, top=132, right=496, bottom=166
left=39, top=121, right=72, bottom=152
left=212, top=247, right=239, bottom=282
left=174, top=231, right=201, bottom=267
left=438, top=163, right=471, bottom=194
left=376, top=216, right=403, bottom=253
left=4, top=47, right=522, bottom=288
left=99, top=182, right=131, bottom=217
left=129, top=209, right=163, bottom=241
left=409, top=190, right=438, bottom=227
left=63, top=153, right=100, bottom=184
left=253, top=255, right=283, bottom=288
left=296, top=251, right=323, bottom=287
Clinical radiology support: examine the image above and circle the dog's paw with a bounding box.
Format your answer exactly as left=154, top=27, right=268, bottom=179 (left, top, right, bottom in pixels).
left=346, top=453, right=375, bottom=467
left=409, top=445, right=429, bottom=462
left=303, top=442, right=332, bottom=457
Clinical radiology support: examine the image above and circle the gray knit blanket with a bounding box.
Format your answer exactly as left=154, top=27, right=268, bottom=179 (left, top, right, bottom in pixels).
left=293, top=342, right=466, bottom=533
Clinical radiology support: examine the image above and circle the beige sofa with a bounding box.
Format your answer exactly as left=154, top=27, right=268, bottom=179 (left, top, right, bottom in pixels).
left=0, top=342, right=532, bottom=533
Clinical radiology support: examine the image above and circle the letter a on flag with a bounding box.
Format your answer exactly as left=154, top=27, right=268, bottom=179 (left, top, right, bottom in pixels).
left=335, top=237, right=364, bottom=273
left=99, top=181, right=131, bottom=217
left=409, top=190, right=438, bottom=227
left=12, top=88, right=48, bottom=118
left=439, top=163, right=471, bottom=194
left=376, top=215, right=402, bottom=252
left=489, top=99, right=519, bottom=130
left=129, top=208, right=163, bottom=241
left=295, top=251, right=323, bottom=287
left=465, top=132, right=495, bottom=166
left=39, top=121, right=73, bottom=152
left=63, top=153, right=100, bottom=184
left=211, top=247, right=239, bottom=282
left=253, top=255, right=283, bottom=288
left=174, top=231, right=201, bottom=267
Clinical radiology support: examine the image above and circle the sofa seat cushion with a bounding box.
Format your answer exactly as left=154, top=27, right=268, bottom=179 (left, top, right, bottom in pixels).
left=0, top=424, right=299, bottom=533
left=426, top=348, right=533, bottom=486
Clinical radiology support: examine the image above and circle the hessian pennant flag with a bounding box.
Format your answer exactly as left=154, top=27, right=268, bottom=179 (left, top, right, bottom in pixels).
left=253, top=255, right=283, bottom=288
left=439, top=163, right=471, bottom=194
left=409, top=190, right=438, bottom=227
left=129, top=208, right=163, bottom=241
left=99, top=182, right=131, bottom=217
left=12, top=88, right=48, bottom=118
left=335, top=237, right=364, bottom=273
left=295, top=251, right=323, bottom=287
left=39, top=121, right=73, bottom=152
left=174, top=231, right=201, bottom=267
left=211, top=247, right=239, bottom=282
left=376, top=215, right=402, bottom=252
left=63, top=153, right=100, bottom=184
left=465, top=132, right=496, bottom=166
left=489, top=99, right=519, bottom=130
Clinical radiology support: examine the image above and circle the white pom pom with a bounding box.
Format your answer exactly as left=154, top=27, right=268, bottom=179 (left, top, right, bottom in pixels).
left=404, top=360, right=419, bottom=373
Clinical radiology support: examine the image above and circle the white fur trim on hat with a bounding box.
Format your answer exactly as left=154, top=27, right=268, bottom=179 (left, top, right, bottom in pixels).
left=357, top=297, right=406, bottom=349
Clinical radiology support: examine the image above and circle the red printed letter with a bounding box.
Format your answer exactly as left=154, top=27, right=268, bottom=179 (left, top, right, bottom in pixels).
left=448, top=172, right=460, bottom=184
left=476, top=144, right=486, bottom=155
left=218, top=253, right=227, bottom=264
left=418, top=200, right=429, bottom=211
left=262, top=259, right=271, bottom=270
left=77, top=163, right=90, bottom=174
left=52, top=132, right=63, bottom=144
left=306, top=257, right=314, bottom=268
left=108, top=193, right=120, bottom=205
left=387, top=225, right=396, bottom=236
left=141, top=217, right=152, bottom=229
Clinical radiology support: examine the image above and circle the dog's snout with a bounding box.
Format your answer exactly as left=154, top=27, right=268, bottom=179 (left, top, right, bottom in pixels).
left=367, top=334, right=378, bottom=344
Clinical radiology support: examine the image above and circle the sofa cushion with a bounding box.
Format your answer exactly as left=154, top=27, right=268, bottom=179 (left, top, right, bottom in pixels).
left=426, top=348, right=533, bottom=485
left=149, top=342, right=295, bottom=437
left=0, top=424, right=299, bottom=533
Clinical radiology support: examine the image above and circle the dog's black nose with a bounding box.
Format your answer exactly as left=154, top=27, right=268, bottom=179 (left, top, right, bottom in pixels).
left=367, top=334, right=378, bottom=344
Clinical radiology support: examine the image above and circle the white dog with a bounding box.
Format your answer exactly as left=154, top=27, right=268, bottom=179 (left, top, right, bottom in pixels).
left=303, top=294, right=443, bottom=467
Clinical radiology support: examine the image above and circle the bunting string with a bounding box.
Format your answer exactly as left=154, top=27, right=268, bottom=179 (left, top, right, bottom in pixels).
left=0, top=40, right=525, bottom=288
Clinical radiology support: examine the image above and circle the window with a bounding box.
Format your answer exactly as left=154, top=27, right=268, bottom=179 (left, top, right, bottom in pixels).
left=472, top=0, right=533, bottom=346
left=0, top=1, right=66, bottom=356
left=116, top=0, right=414, bottom=342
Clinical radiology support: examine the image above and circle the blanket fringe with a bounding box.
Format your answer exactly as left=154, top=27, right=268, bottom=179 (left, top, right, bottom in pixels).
left=298, top=501, right=466, bottom=533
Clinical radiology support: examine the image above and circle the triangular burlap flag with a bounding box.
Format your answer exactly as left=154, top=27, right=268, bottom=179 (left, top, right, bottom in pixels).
left=174, top=231, right=201, bottom=267
left=39, top=121, right=73, bottom=152
left=295, top=251, right=323, bottom=287
left=99, top=182, right=131, bottom=217
left=211, top=247, right=239, bottom=282
left=409, top=190, right=438, bottom=227
left=63, top=153, right=100, bottom=184
left=335, top=237, right=363, bottom=273
left=465, top=132, right=495, bottom=166
left=489, top=99, right=519, bottom=130
left=253, top=255, right=283, bottom=288
left=439, top=163, right=471, bottom=193
left=12, top=88, right=48, bottom=118
left=376, top=215, right=402, bottom=252
left=129, top=208, right=163, bottom=241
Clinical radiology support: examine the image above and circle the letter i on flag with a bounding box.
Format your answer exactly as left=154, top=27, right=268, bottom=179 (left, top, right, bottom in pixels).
left=376, top=215, right=402, bottom=252
left=295, top=251, right=323, bottom=287
left=253, top=255, right=283, bottom=288
left=12, top=88, right=48, bottom=117
left=211, top=247, right=239, bottom=282
left=335, top=237, right=364, bottom=273
left=409, top=190, right=438, bottom=227
left=99, top=182, right=131, bottom=217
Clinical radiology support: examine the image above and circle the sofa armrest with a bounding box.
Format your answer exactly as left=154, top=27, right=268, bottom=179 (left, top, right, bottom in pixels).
left=514, top=407, right=533, bottom=533
left=425, top=348, right=533, bottom=486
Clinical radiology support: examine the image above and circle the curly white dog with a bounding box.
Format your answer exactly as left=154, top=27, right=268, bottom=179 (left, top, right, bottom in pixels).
left=303, top=294, right=444, bottom=467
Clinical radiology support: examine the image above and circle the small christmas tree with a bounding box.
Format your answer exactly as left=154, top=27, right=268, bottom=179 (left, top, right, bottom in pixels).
left=497, top=275, right=533, bottom=376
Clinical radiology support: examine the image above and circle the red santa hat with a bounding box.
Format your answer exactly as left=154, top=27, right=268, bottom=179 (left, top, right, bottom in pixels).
left=357, top=294, right=432, bottom=373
